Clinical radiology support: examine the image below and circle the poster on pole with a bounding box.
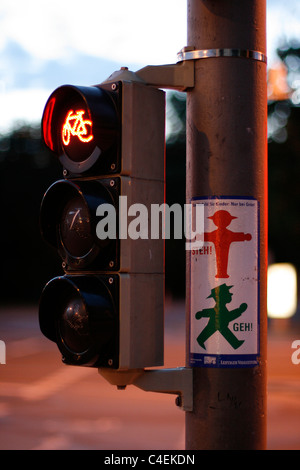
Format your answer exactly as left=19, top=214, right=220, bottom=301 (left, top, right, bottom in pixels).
left=189, top=196, right=260, bottom=368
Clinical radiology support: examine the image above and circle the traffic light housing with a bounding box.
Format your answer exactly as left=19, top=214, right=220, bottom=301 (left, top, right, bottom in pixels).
left=39, top=75, right=165, bottom=370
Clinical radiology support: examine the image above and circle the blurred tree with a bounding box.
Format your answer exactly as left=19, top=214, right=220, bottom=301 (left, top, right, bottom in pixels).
left=164, top=92, right=186, bottom=298
left=0, top=125, right=62, bottom=303
left=267, top=40, right=300, bottom=269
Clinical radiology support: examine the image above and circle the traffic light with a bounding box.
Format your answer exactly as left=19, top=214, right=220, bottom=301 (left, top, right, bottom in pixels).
left=39, top=74, right=165, bottom=370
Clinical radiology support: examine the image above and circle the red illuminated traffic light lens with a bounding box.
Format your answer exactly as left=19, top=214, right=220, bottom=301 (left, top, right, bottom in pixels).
left=62, top=109, right=93, bottom=146
left=41, top=84, right=120, bottom=175
left=61, top=101, right=95, bottom=163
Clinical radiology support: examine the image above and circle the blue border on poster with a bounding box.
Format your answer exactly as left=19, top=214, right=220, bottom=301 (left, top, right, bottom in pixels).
left=188, top=195, right=260, bottom=368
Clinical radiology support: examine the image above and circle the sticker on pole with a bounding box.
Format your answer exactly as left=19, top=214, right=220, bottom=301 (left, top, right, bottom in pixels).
left=189, top=197, right=259, bottom=368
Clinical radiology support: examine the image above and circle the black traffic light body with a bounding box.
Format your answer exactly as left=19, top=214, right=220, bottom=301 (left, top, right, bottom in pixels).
left=39, top=77, right=165, bottom=370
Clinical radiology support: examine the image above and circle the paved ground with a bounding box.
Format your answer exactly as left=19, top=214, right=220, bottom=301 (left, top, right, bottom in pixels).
left=0, top=301, right=300, bottom=450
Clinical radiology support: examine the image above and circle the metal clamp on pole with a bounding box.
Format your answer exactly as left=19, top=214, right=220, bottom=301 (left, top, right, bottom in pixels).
left=177, top=47, right=267, bottom=64
left=99, top=367, right=193, bottom=412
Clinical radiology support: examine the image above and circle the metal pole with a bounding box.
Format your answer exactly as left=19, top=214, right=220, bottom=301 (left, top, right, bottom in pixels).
left=185, top=0, right=267, bottom=450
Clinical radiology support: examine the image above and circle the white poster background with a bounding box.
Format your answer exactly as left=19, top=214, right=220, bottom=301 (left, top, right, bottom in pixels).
left=190, top=197, right=259, bottom=367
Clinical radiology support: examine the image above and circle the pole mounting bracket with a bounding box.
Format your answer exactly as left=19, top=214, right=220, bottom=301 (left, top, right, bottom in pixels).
left=135, top=47, right=195, bottom=91
left=103, top=47, right=195, bottom=91
left=99, top=367, right=193, bottom=412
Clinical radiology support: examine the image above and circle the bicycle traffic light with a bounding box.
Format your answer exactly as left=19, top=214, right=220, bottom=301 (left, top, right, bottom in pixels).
left=39, top=75, right=165, bottom=370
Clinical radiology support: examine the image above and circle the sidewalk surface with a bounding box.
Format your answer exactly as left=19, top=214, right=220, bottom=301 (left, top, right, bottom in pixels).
left=0, top=302, right=299, bottom=450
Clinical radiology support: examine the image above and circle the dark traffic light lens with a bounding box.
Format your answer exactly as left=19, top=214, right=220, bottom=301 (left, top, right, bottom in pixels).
left=40, top=179, right=119, bottom=271
left=59, top=297, right=90, bottom=353
left=60, top=196, right=93, bottom=258
left=39, top=275, right=119, bottom=367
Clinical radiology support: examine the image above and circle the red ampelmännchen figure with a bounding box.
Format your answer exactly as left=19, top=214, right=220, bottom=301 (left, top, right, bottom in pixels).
left=204, top=210, right=252, bottom=278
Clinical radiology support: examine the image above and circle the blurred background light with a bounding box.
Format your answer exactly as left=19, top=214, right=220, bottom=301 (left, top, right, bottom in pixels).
left=267, top=263, right=298, bottom=319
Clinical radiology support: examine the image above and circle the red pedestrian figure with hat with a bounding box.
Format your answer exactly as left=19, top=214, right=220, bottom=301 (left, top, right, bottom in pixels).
left=204, top=210, right=252, bottom=278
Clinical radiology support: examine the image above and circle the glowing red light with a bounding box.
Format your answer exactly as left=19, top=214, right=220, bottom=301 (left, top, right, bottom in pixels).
left=43, top=97, right=56, bottom=151
left=62, top=109, right=94, bottom=146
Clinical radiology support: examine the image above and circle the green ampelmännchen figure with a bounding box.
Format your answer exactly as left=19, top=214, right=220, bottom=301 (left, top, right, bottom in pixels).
left=195, top=284, right=247, bottom=350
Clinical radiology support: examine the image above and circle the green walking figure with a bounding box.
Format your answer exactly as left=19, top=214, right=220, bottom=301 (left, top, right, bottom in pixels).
left=195, top=284, right=246, bottom=350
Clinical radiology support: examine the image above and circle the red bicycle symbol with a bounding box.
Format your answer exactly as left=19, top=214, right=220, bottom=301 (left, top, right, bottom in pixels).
left=62, top=109, right=94, bottom=146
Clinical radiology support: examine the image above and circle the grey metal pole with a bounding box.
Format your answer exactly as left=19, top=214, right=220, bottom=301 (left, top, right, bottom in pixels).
left=185, top=0, right=267, bottom=450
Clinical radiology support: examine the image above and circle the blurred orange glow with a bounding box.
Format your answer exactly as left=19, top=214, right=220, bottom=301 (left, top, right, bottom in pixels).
left=268, top=62, right=291, bottom=101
